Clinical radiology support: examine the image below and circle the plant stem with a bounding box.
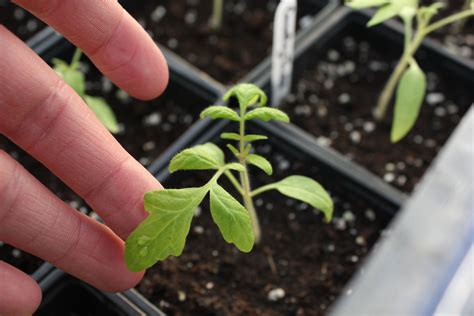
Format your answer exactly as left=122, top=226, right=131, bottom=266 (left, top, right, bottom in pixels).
left=238, top=111, right=261, bottom=244
left=373, top=30, right=424, bottom=120
left=70, top=48, right=82, bottom=69
left=426, top=9, right=474, bottom=35
left=224, top=170, right=243, bottom=194
left=403, top=14, right=413, bottom=51
left=209, top=0, right=223, bottom=31
left=251, top=183, right=275, bottom=197
left=373, top=7, right=473, bottom=120
left=242, top=176, right=261, bottom=243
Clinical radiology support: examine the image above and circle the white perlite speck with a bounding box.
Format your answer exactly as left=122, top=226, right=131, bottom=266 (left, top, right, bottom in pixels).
left=151, top=6, right=166, bottom=22
left=426, top=92, right=445, bottom=105
left=268, top=288, right=286, bottom=301
left=193, top=226, right=204, bottom=235
left=178, top=291, right=186, bottom=302
left=143, top=112, right=162, bottom=126
left=350, top=131, right=361, bottom=144
left=206, top=282, right=214, bottom=290
left=12, top=249, right=22, bottom=258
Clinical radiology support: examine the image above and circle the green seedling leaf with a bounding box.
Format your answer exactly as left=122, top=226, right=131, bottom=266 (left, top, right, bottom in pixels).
left=210, top=184, right=254, bottom=252
left=247, top=154, right=273, bottom=175
left=244, top=144, right=251, bottom=155
left=222, top=133, right=269, bottom=142
left=345, top=0, right=390, bottom=9
left=200, top=106, right=240, bottom=121
left=226, top=163, right=245, bottom=172
left=226, top=144, right=239, bottom=156
left=367, top=0, right=417, bottom=26
left=53, top=59, right=85, bottom=97
left=244, top=134, right=268, bottom=142
left=259, top=176, right=333, bottom=222
left=170, top=143, right=225, bottom=172
left=125, top=186, right=208, bottom=271
left=391, top=60, right=426, bottom=143
left=223, top=83, right=267, bottom=111
left=419, top=2, right=445, bottom=21
left=221, top=133, right=241, bottom=141
left=244, top=108, right=290, bottom=123
left=368, top=3, right=402, bottom=26
left=83, top=96, right=119, bottom=134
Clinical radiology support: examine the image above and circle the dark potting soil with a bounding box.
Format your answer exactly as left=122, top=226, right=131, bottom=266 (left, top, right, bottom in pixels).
left=279, top=23, right=474, bottom=193
left=0, top=243, right=43, bottom=274
left=0, top=1, right=46, bottom=41
left=137, top=141, right=390, bottom=316
left=123, top=0, right=325, bottom=84
left=0, top=54, right=211, bottom=273
left=421, top=0, right=474, bottom=61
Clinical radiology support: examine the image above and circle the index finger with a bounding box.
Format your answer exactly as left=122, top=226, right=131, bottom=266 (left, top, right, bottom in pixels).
left=13, top=0, right=168, bottom=100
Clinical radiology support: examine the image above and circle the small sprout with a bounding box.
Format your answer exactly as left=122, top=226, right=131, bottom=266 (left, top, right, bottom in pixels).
left=125, top=84, right=333, bottom=272
left=209, top=0, right=224, bottom=31
left=346, top=0, right=474, bottom=142
left=53, top=48, right=119, bottom=133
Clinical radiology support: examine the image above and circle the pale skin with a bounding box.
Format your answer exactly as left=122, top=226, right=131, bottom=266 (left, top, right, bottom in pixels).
left=0, top=1, right=169, bottom=315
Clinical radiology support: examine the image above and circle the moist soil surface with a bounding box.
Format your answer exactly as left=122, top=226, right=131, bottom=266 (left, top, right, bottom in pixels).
left=123, top=0, right=326, bottom=84
left=422, top=0, right=474, bottom=61
left=279, top=22, right=473, bottom=193
left=137, top=141, right=391, bottom=316
left=1, top=1, right=46, bottom=41
left=0, top=52, right=212, bottom=273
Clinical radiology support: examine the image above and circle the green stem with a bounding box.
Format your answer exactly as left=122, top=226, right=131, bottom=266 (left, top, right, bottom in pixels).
left=70, top=48, right=83, bottom=70
left=373, top=30, right=424, bottom=120
left=426, top=9, right=474, bottom=35
left=209, top=0, right=223, bottom=31
left=373, top=8, right=473, bottom=121
left=238, top=111, right=261, bottom=244
left=207, top=168, right=226, bottom=187
left=224, top=170, right=243, bottom=195
left=251, top=183, right=275, bottom=198
left=242, top=175, right=260, bottom=243
left=403, top=14, right=413, bottom=52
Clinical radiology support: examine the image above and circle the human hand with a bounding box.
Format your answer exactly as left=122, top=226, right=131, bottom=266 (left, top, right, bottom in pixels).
left=0, top=1, right=169, bottom=314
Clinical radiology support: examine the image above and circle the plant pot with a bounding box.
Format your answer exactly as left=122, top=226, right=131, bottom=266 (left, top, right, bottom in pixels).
left=0, top=36, right=223, bottom=278
left=110, top=117, right=401, bottom=315
left=250, top=7, right=474, bottom=193
left=331, top=108, right=474, bottom=315
left=120, top=0, right=339, bottom=84
left=37, top=268, right=164, bottom=315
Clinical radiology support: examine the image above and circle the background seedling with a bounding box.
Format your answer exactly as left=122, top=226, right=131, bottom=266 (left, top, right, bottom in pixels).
left=53, top=48, right=119, bottom=134
left=125, top=84, right=333, bottom=272
left=346, top=0, right=474, bottom=142
left=209, top=0, right=223, bottom=30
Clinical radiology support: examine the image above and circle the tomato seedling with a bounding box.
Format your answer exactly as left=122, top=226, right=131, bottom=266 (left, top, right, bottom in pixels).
left=209, top=0, right=223, bottom=30
left=125, top=84, right=333, bottom=271
left=53, top=48, right=119, bottom=134
left=346, top=0, right=474, bottom=142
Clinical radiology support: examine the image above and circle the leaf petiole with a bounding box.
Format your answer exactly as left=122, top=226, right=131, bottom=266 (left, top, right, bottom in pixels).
left=250, top=183, right=274, bottom=198
left=424, top=9, right=474, bottom=35
left=224, top=169, right=244, bottom=195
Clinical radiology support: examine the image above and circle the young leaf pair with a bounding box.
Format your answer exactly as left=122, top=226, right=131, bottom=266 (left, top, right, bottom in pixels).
left=346, top=0, right=474, bottom=142
left=52, top=48, right=120, bottom=134
left=125, top=83, right=334, bottom=272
